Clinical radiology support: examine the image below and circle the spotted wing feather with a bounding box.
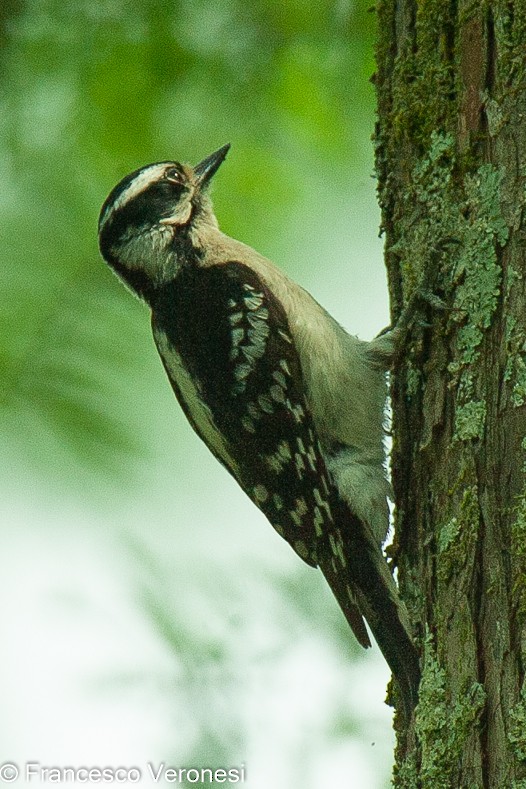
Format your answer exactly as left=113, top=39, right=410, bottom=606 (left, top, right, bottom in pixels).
left=151, top=261, right=370, bottom=647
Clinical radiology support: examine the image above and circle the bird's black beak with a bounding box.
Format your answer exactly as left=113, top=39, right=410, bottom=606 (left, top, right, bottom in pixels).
left=194, top=144, right=231, bottom=188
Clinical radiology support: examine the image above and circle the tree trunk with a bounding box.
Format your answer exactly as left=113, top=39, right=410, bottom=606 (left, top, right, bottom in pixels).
left=375, top=1, right=526, bottom=785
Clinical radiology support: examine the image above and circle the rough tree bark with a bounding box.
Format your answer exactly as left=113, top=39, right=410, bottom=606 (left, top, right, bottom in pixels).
left=375, top=1, right=526, bottom=786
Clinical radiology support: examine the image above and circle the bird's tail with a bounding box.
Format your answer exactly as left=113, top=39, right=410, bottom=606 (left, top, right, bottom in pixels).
left=318, top=503, right=420, bottom=720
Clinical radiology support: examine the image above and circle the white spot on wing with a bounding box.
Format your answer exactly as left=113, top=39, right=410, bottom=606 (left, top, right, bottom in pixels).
left=329, top=534, right=338, bottom=556
left=231, top=328, right=244, bottom=346
left=278, top=329, right=293, bottom=344
left=314, top=486, right=333, bottom=522
left=242, top=344, right=261, bottom=363
left=266, top=453, right=285, bottom=472
left=287, top=400, right=305, bottom=424
left=229, top=291, right=270, bottom=395
left=270, top=384, right=285, bottom=403
left=294, top=452, right=305, bottom=478
left=247, top=402, right=261, bottom=419
left=247, top=310, right=268, bottom=327
left=290, top=497, right=309, bottom=527
left=294, top=541, right=310, bottom=560
left=258, top=394, right=274, bottom=414
left=306, top=445, right=317, bottom=471
left=242, top=416, right=256, bottom=433
left=290, top=509, right=302, bottom=526
left=313, top=507, right=324, bottom=537
left=295, top=497, right=308, bottom=516
left=273, top=370, right=287, bottom=388
left=278, top=441, right=291, bottom=460
left=244, top=293, right=264, bottom=310
left=273, top=494, right=284, bottom=510
left=253, top=484, right=269, bottom=503
left=234, top=363, right=252, bottom=380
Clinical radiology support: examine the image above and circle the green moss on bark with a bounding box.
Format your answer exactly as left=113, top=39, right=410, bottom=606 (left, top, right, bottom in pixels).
left=511, top=494, right=526, bottom=621
left=376, top=0, right=526, bottom=783
left=509, top=681, right=526, bottom=762
left=413, top=633, right=485, bottom=788
left=453, top=401, right=486, bottom=442
left=437, top=486, right=479, bottom=584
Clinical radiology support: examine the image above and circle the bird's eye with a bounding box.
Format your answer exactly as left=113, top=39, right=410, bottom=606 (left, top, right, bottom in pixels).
left=165, top=167, right=182, bottom=184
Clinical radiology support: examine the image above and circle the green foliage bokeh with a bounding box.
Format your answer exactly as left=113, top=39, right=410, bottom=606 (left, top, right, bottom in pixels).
left=1, top=0, right=376, bottom=481
left=0, top=5, right=395, bottom=786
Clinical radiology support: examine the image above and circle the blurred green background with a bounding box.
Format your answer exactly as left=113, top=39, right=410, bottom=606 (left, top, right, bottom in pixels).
left=0, top=1, right=393, bottom=787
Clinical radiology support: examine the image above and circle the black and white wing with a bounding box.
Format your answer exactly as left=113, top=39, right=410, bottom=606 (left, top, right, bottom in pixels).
left=150, top=260, right=370, bottom=645
left=150, top=260, right=422, bottom=713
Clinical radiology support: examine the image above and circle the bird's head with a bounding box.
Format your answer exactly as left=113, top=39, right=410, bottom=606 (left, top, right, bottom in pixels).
left=98, top=144, right=230, bottom=299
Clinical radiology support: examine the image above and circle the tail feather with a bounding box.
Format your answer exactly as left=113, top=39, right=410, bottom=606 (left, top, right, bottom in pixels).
left=318, top=503, right=420, bottom=719
left=320, top=564, right=371, bottom=648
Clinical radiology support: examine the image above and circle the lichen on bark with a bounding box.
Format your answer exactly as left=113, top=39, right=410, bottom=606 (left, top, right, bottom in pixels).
left=375, top=0, right=526, bottom=784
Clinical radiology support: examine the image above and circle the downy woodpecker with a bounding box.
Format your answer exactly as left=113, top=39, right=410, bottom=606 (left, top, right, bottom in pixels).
left=98, top=145, right=420, bottom=716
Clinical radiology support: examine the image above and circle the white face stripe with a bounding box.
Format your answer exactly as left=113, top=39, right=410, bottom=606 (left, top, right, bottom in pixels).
left=99, top=162, right=174, bottom=230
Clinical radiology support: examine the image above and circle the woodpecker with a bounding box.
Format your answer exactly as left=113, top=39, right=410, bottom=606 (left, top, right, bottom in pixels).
left=98, top=145, right=421, bottom=717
